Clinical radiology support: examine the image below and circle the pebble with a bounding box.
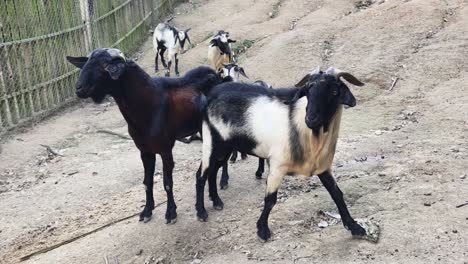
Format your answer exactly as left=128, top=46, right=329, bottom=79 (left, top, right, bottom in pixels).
left=378, top=172, right=386, bottom=177
left=423, top=202, right=431, bottom=207
left=318, top=221, right=328, bottom=228
left=191, top=259, right=202, bottom=264
left=460, top=175, right=466, bottom=179
left=375, top=130, right=382, bottom=135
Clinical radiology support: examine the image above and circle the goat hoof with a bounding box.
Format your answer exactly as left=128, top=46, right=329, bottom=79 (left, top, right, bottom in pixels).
left=165, top=72, right=170, bottom=77
left=166, top=217, right=177, bottom=224
left=257, top=226, right=272, bottom=242
left=139, top=207, right=153, bottom=222
left=220, top=182, right=229, bottom=190
left=176, top=73, right=180, bottom=77
left=255, top=171, right=263, bottom=179
left=229, top=158, right=236, bottom=164
left=241, top=154, right=248, bottom=160
left=165, top=210, right=177, bottom=224
left=197, top=210, right=208, bottom=222
left=349, top=222, right=367, bottom=237
left=213, top=198, right=224, bottom=210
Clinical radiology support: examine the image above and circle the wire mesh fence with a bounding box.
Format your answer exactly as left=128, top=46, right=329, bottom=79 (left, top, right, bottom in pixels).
left=0, top=0, right=181, bottom=135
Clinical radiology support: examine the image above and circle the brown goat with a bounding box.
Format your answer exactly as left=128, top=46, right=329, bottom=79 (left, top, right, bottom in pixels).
left=67, top=48, right=220, bottom=223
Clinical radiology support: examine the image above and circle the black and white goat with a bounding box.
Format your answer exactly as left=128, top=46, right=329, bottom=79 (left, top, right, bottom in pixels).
left=195, top=67, right=368, bottom=241
left=207, top=31, right=236, bottom=72
left=153, top=20, right=191, bottom=77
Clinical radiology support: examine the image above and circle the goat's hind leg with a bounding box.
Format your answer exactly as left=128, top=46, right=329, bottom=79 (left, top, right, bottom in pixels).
left=257, top=167, right=286, bottom=241
left=318, top=170, right=366, bottom=237
left=209, top=156, right=228, bottom=209
left=219, top=160, right=229, bottom=190
left=255, top=158, right=265, bottom=179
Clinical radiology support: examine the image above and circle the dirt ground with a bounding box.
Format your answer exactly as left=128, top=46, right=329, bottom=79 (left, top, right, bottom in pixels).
left=1, top=0, right=467, bottom=263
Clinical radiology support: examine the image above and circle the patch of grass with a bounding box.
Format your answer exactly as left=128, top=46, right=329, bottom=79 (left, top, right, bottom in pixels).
left=232, top=39, right=255, bottom=58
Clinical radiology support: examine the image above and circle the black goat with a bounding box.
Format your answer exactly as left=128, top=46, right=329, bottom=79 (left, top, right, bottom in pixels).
left=66, top=48, right=220, bottom=224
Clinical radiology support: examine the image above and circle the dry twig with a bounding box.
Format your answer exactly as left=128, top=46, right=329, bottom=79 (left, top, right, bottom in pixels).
left=20, top=201, right=167, bottom=261
left=96, top=129, right=131, bottom=140
left=388, top=77, right=399, bottom=91
left=39, top=144, right=64, bottom=156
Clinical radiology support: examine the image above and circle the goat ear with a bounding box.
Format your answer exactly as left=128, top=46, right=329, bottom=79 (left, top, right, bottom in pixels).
left=105, top=62, right=126, bottom=80
left=209, top=39, right=218, bottom=47
left=227, top=39, right=236, bottom=43
left=295, top=74, right=311, bottom=88
left=185, top=28, right=191, bottom=33
left=238, top=67, right=248, bottom=78
left=66, top=56, right=88, bottom=69
left=340, top=86, right=356, bottom=107
left=285, top=87, right=307, bottom=105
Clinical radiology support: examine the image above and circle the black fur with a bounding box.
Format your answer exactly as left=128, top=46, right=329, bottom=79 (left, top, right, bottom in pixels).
left=196, top=72, right=362, bottom=240
left=288, top=103, right=304, bottom=164
left=67, top=49, right=220, bottom=224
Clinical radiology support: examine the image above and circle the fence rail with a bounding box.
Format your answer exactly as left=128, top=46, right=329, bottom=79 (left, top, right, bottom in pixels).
left=0, top=0, right=181, bottom=134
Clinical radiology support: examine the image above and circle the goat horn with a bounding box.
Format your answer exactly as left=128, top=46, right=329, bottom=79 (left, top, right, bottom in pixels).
left=106, top=48, right=126, bottom=61
left=311, top=65, right=321, bottom=74
left=326, top=67, right=364, bottom=86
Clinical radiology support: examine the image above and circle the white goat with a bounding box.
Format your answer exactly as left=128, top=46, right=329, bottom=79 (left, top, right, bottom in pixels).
left=153, top=20, right=191, bottom=76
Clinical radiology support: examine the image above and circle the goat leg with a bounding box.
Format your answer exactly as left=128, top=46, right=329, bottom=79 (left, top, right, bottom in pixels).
left=229, top=151, right=238, bottom=163
left=219, top=160, right=229, bottom=190
left=318, top=170, right=366, bottom=237
left=155, top=49, right=159, bottom=72
left=174, top=53, right=180, bottom=77
left=161, top=151, right=177, bottom=224
left=140, top=152, right=156, bottom=223
left=255, top=158, right=265, bottom=179
left=159, top=48, right=167, bottom=68
left=209, top=160, right=225, bottom=209
left=257, top=168, right=285, bottom=241
left=165, top=60, right=172, bottom=77
left=195, top=163, right=209, bottom=221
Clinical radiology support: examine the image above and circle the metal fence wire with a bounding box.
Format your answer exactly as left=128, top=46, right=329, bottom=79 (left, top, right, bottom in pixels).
left=0, top=0, right=181, bottom=134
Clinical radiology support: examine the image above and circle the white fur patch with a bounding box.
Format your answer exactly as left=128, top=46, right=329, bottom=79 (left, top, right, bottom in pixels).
left=247, top=97, right=290, bottom=159
left=201, top=122, right=212, bottom=171
left=209, top=116, right=233, bottom=141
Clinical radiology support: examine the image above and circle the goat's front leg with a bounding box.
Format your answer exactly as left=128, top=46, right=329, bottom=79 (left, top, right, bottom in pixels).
left=165, top=50, right=175, bottom=77
left=318, top=170, right=366, bottom=237
left=159, top=48, right=167, bottom=68
left=174, top=53, right=180, bottom=76
left=140, top=152, right=155, bottom=223
left=155, top=48, right=159, bottom=72
left=161, top=151, right=177, bottom=224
